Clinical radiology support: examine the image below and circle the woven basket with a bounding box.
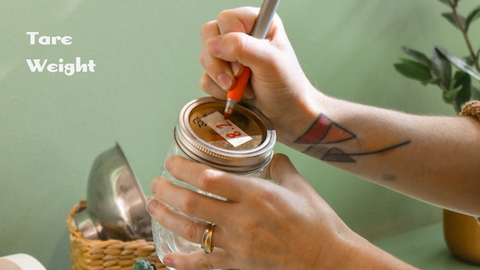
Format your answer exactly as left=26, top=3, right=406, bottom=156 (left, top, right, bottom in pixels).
left=66, top=200, right=165, bottom=270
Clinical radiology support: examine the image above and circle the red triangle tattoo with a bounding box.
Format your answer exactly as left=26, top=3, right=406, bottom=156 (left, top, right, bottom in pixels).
left=295, top=114, right=355, bottom=144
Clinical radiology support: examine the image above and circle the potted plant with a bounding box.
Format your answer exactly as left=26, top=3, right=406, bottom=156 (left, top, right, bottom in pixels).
left=393, top=0, right=480, bottom=264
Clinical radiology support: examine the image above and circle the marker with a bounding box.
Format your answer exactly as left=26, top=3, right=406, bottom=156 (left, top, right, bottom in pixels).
left=224, top=0, right=281, bottom=119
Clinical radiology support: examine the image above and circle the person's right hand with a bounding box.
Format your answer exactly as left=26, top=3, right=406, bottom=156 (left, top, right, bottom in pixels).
left=199, top=7, right=321, bottom=144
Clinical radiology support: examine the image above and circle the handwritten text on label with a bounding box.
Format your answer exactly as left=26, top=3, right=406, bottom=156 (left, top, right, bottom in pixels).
left=201, top=111, right=252, bottom=147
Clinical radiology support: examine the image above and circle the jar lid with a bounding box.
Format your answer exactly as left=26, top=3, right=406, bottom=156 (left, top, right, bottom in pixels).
left=175, top=97, right=276, bottom=174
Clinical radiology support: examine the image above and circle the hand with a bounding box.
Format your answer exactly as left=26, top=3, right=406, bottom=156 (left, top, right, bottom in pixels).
left=147, top=154, right=359, bottom=270
left=199, top=7, right=321, bottom=143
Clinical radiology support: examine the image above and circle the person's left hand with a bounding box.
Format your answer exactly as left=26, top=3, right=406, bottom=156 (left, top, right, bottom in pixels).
left=147, top=153, right=358, bottom=270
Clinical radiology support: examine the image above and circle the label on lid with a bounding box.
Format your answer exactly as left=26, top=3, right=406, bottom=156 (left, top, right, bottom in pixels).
left=202, top=111, right=252, bottom=147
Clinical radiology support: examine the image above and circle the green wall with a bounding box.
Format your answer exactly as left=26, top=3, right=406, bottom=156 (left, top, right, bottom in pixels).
left=1, top=1, right=475, bottom=269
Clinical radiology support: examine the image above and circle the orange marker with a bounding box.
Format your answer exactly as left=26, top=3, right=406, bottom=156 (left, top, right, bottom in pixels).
left=223, top=0, right=280, bottom=119
left=224, top=68, right=252, bottom=119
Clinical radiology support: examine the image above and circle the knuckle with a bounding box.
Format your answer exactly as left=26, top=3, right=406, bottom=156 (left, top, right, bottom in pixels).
left=216, top=9, right=233, bottom=25
left=182, top=220, right=199, bottom=242
left=230, top=34, right=248, bottom=58
left=181, top=194, right=200, bottom=214
left=198, top=169, right=222, bottom=190
left=201, top=20, right=218, bottom=39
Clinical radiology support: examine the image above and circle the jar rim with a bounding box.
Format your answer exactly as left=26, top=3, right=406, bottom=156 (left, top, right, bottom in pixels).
left=175, top=97, right=276, bottom=173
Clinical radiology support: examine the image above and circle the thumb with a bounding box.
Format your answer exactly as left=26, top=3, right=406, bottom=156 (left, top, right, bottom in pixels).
left=265, top=153, right=311, bottom=191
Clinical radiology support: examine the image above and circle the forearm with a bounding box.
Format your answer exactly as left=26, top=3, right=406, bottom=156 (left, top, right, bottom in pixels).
left=344, top=234, right=419, bottom=270
left=279, top=87, right=480, bottom=216
left=311, top=228, right=418, bottom=270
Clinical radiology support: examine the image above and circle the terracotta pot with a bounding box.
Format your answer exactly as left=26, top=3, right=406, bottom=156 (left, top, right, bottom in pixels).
left=443, top=209, right=480, bottom=264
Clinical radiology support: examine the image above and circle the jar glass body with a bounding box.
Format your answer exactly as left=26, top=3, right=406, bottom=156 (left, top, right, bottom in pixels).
left=151, top=97, right=276, bottom=270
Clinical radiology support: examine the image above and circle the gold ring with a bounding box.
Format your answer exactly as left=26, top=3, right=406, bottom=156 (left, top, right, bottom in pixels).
left=201, top=223, right=216, bottom=254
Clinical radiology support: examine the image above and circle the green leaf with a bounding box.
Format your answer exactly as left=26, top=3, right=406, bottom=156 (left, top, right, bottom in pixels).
left=466, top=5, right=480, bottom=31
left=429, top=78, right=443, bottom=85
left=465, top=56, right=475, bottom=66
left=452, top=71, right=472, bottom=109
left=431, top=47, right=452, bottom=91
left=435, top=46, right=480, bottom=81
left=442, top=12, right=465, bottom=30
left=401, top=47, right=432, bottom=68
left=394, top=59, right=433, bottom=84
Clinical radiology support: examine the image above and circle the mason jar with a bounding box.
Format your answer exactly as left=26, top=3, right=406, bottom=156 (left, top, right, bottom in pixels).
left=152, top=97, right=276, bottom=269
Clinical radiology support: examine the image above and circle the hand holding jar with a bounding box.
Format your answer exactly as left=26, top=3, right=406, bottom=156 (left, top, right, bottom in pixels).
left=148, top=153, right=376, bottom=270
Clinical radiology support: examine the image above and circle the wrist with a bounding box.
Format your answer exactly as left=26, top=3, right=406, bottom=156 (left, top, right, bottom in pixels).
left=341, top=234, right=419, bottom=270
left=274, top=83, right=325, bottom=146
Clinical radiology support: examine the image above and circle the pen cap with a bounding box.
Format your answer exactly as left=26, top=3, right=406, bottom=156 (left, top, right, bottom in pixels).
left=175, top=97, right=276, bottom=174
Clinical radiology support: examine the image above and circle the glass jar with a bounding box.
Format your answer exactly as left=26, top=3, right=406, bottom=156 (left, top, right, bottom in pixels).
left=152, top=97, right=276, bottom=269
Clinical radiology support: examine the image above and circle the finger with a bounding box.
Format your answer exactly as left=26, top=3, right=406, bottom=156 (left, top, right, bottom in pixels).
left=206, top=12, right=286, bottom=73
left=216, top=7, right=258, bottom=35
left=216, top=7, right=258, bottom=74
left=165, top=155, right=246, bottom=201
left=265, top=153, right=310, bottom=191
left=200, top=20, right=234, bottom=91
left=207, top=33, right=274, bottom=73
left=216, top=7, right=259, bottom=80
left=147, top=198, right=206, bottom=243
left=199, top=69, right=252, bottom=100
left=150, top=176, right=232, bottom=227
left=147, top=196, right=230, bottom=251
left=199, top=71, right=228, bottom=100
left=163, top=249, right=236, bottom=270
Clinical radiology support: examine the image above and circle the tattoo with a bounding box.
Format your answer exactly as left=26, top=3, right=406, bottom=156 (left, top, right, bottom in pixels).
left=296, top=114, right=411, bottom=163
left=317, top=140, right=411, bottom=162
left=295, top=114, right=355, bottom=144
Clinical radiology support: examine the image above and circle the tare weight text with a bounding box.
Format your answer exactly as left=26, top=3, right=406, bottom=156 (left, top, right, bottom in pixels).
left=26, top=32, right=96, bottom=76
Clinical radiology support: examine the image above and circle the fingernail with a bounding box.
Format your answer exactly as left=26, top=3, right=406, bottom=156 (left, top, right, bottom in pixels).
left=146, top=199, right=159, bottom=215
left=217, top=73, right=233, bottom=90
left=243, top=90, right=255, bottom=99
left=163, top=257, right=175, bottom=268
left=231, top=62, right=243, bottom=77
